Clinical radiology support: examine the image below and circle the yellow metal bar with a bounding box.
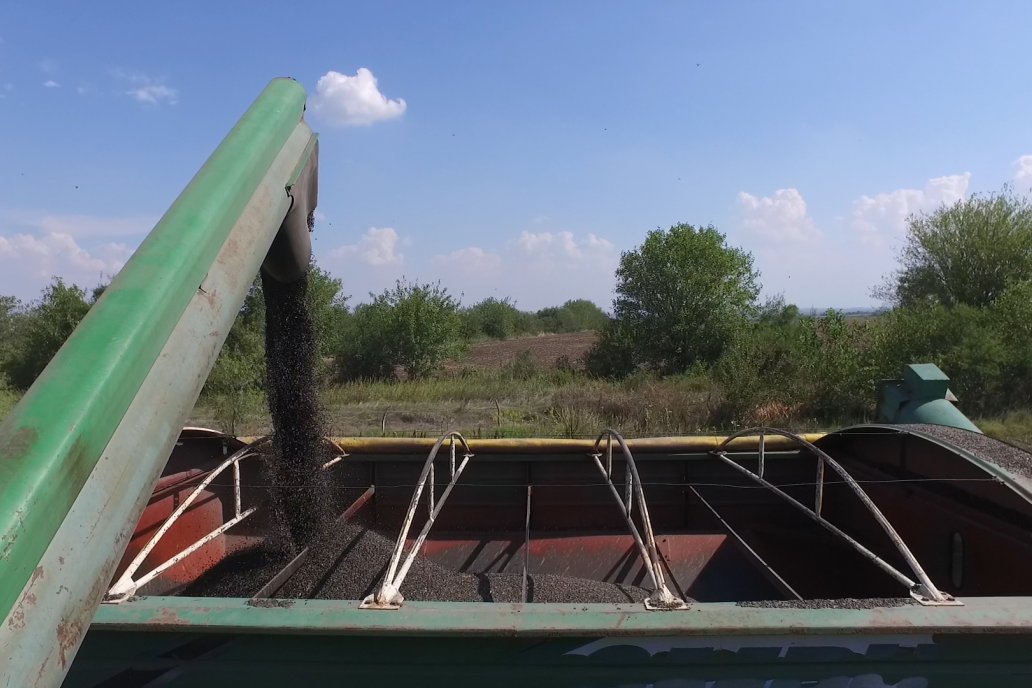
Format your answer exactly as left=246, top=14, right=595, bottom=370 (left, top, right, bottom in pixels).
left=241, top=434, right=825, bottom=454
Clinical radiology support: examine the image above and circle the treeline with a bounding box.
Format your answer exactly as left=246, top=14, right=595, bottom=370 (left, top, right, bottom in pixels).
left=4, top=187, right=1032, bottom=434
left=0, top=266, right=609, bottom=429
left=583, top=189, right=1032, bottom=425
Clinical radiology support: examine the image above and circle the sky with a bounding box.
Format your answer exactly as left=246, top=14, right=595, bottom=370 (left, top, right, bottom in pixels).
left=3, top=1, right=1032, bottom=311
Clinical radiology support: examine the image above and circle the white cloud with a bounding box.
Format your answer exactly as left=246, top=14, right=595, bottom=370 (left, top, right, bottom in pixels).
left=1014, top=155, right=1032, bottom=189
left=737, top=188, right=818, bottom=241
left=331, top=227, right=404, bottom=266
left=431, top=247, right=501, bottom=271
left=311, top=68, right=406, bottom=126
left=127, top=84, right=177, bottom=105
left=43, top=80, right=60, bottom=89
left=0, top=232, right=133, bottom=298
left=851, top=173, right=970, bottom=241
left=514, top=230, right=615, bottom=263
left=113, top=70, right=178, bottom=105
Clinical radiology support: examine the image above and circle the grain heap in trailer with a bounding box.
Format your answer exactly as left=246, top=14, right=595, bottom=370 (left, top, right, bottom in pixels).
left=3, top=79, right=1032, bottom=688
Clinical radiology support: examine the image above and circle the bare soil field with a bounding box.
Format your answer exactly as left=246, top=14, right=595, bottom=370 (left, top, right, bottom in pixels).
left=444, top=331, right=598, bottom=372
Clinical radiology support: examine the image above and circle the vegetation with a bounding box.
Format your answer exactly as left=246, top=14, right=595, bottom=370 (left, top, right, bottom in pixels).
left=1, top=280, right=96, bottom=389
left=589, top=224, right=760, bottom=376
left=336, top=279, right=463, bottom=381
left=876, top=188, right=1032, bottom=308
left=461, top=297, right=609, bottom=340
left=4, top=188, right=1032, bottom=451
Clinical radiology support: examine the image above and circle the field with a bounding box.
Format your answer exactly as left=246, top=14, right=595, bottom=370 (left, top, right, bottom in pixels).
left=442, top=331, right=597, bottom=372
left=190, top=331, right=730, bottom=439
left=187, top=330, right=1032, bottom=448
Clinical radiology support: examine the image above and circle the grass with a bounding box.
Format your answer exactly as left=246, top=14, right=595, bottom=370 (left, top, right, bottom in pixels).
left=977, top=410, right=1032, bottom=450
left=191, top=368, right=830, bottom=439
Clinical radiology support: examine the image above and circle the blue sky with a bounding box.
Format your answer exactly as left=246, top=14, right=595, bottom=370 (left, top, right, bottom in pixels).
left=2, top=1, right=1032, bottom=310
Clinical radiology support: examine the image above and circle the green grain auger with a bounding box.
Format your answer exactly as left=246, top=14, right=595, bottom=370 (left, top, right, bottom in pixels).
left=0, top=78, right=318, bottom=686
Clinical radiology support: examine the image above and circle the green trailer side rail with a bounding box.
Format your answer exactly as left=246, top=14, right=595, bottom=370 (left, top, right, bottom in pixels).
left=0, top=78, right=318, bottom=687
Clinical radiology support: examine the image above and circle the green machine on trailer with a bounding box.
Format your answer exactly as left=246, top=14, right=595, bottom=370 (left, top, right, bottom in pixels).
left=4, top=80, right=1032, bottom=688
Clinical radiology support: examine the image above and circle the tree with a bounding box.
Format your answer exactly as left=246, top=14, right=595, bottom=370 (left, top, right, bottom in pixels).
left=590, top=223, right=759, bottom=375
left=878, top=188, right=1032, bottom=308
left=463, top=297, right=524, bottom=339
left=536, top=299, right=608, bottom=333
left=556, top=299, right=608, bottom=332
left=2, top=279, right=92, bottom=389
left=336, top=279, right=462, bottom=380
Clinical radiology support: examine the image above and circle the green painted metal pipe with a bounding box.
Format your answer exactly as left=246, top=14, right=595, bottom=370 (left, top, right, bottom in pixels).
left=0, top=78, right=307, bottom=619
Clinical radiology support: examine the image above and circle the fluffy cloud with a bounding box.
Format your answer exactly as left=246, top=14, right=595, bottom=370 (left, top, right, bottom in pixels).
left=513, top=230, right=615, bottom=263
left=311, top=68, right=406, bottom=126
left=737, top=188, right=818, bottom=241
left=851, top=173, right=970, bottom=241
left=43, top=80, right=60, bottom=89
left=331, top=227, right=404, bottom=266
left=0, top=232, right=133, bottom=298
left=1014, top=155, right=1032, bottom=189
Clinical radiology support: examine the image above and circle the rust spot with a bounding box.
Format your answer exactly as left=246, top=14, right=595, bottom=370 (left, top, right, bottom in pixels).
left=152, top=607, right=189, bottom=627
left=6, top=592, right=35, bottom=630
left=247, top=598, right=295, bottom=608
left=56, top=617, right=84, bottom=669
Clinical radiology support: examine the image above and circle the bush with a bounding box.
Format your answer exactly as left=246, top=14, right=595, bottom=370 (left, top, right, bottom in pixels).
left=503, top=349, right=539, bottom=381
left=2, top=279, right=92, bottom=389
left=336, top=280, right=462, bottom=381
left=584, top=319, right=638, bottom=378
left=463, top=297, right=525, bottom=339
left=535, top=299, right=608, bottom=333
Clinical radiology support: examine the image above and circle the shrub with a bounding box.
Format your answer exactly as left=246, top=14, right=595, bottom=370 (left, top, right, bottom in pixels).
left=336, top=280, right=462, bottom=381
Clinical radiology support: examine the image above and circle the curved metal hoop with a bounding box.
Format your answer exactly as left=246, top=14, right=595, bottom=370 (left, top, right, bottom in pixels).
left=714, top=427, right=957, bottom=605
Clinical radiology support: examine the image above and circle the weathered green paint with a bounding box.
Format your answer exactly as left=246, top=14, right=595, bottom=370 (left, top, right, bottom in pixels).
left=91, top=596, right=1032, bottom=635
left=0, top=78, right=307, bottom=619
left=70, top=602, right=1032, bottom=686
left=0, top=124, right=318, bottom=688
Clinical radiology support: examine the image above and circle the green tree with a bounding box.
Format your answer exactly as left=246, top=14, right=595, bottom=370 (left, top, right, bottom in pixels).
left=878, top=188, right=1032, bottom=308
left=556, top=299, right=608, bottom=332
left=463, top=297, right=524, bottom=339
left=336, top=279, right=462, bottom=380
left=2, top=279, right=92, bottom=389
left=590, top=223, right=760, bottom=375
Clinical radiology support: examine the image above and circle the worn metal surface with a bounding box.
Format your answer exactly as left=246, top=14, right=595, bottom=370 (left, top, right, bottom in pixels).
left=0, top=78, right=308, bottom=621
left=88, top=595, right=1032, bottom=634
left=0, top=102, right=318, bottom=686
left=64, top=629, right=1032, bottom=687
